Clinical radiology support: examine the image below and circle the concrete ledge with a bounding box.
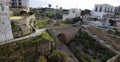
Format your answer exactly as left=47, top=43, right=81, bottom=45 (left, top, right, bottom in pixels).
left=107, top=55, right=120, bottom=62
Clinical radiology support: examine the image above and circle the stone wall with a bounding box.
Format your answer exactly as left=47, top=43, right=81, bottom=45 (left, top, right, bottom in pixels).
left=83, top=25, right=120, bottom=62
left=11, top=15, right=36, bottom=38
left=0, top=35, right=52, bottom=61
left=47, top=27, right=80, bottom=44
left=107, top=55, right=120, bottom=62
left=85, top=25, right=120, bottom=51
left=10, top=8, right=29, bottom=15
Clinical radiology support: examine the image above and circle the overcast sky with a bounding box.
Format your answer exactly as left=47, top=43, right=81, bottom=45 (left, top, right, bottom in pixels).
left=29, top=0, right=120, bottom=10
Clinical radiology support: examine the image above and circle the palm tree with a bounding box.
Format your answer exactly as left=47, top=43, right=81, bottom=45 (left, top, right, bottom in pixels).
left=59, top=7, right=63, bottom=9
left=48, top=4, right=52, bottom=8
left=56, top=5, right=58, bottom=9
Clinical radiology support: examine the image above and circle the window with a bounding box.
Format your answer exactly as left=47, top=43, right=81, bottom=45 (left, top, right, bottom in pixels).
left=104, top=7, right=107, bottom=12
left=95, top=7, right=98, bottom=12
left=107, top=7, right=110, bottom=12
left=19, top=3, right=21, bottom=6
left=111, top=8, right=113, bottom=12
left=99, top=7, right=102, bottom=12
left=72, top=10, right=75, bottom=13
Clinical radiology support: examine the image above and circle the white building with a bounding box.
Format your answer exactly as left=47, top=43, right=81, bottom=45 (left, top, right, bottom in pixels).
left=11, top=0, right=29, bottom=8
left=63, top=9, right=81, bottom=20
left=91, top=4, right=115, bottom=19
left=0, top=0, right=13, bottom=42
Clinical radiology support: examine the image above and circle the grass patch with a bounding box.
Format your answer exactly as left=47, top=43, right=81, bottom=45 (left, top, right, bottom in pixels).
left=41, top=32, right=53, bottom=41
left=114, top=32, right=120, bottom=37
left=10, top=16, right=24, bottom=20
left=0, top=31, right=54, bottom=62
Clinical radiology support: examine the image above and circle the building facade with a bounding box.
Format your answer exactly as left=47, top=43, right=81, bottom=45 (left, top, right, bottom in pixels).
left=10, top=0, right=29, bottom=15
left=10, top=0, right=29, bottom=8
left=62, top=9, right=81, bottom=20
left=91, top=4, right=115, bottom=19
left=115, top=6, right=120, bottom=12
left=0, top=0, right=13, bottom=42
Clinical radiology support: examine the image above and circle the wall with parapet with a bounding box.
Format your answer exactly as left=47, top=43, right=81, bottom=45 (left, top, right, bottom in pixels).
left=47, top=27, right=80, bottom=44
left=85, top=25, right=120, bottom=51
left=84, top=25, right=120, bottom=62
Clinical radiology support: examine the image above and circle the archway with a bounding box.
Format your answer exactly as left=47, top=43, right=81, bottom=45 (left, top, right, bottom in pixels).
left=58, top=33, right=67, bottom=44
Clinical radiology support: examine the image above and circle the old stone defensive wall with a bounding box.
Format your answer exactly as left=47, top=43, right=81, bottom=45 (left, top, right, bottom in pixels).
left=84, top=25, right=120, bottom=62
left=85, top=25, right=120, bottom=51
left=47, top=27, right=80, bottom=44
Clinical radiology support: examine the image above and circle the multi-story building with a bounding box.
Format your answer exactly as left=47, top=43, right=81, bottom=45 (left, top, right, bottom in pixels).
left=0, top=0, right=13, bottom=42
left=62, top=9, right=81, bottom=20
left=115, top=6, right=120, bottom=12
left=10, top=0, right=29, bottom=8
left=91, top=4, right=115, bottom=19
left=10, top=0, right=29, bottom=15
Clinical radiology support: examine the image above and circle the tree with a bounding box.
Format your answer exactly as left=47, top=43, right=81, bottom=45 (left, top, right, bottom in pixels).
left=60, top=7, right=63, bottom=9
left=28, top=12, right=34, bottom=15
left=48, top=4, right=52, bottom=8
left=81, top=9, right=91, bottom=18
left=84, top=9, right=91, bottom=15
left=56, top=13, right=63, bottom=19
left=81, top=10, right=86, bottom=18
left=56, top=5, right=58, bottom=9
left=48, top=50, right=67, bottom=62
left=115, top=12, right=120, bottom=16
left=20, top=11, right=27, bottom=15
left=109, top=19, right=116, bottom=26
left=72, top=17, right=82, bottom=23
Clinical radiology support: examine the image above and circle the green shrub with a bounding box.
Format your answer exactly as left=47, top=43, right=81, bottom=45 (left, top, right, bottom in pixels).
left=28, top=12, right=34, bottom=15
left=69, top=29, right=116, bottom=62
left=41, top=32, right=53, bottom=41
left=48, top=50, right=67, bottom=62
left=37, top=56, right=47, bottom=62
left=20, top=11, right=27, bottom=15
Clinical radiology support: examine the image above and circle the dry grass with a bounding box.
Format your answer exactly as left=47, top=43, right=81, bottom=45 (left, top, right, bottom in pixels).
left=10, top=16, right=24, bottom=20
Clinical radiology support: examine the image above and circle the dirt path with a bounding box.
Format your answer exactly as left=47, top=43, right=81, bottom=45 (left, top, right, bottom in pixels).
left=56, top=39, right=80, bottom=62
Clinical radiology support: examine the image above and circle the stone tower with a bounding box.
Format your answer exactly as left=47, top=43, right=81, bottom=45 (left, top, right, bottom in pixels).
left=0, top=0, right=13, bottom=42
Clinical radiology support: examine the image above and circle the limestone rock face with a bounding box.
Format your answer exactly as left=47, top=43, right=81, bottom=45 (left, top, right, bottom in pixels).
left=11, top=15, right=36, bottom=38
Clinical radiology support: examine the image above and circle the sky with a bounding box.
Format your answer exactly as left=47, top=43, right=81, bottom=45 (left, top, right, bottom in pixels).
left=29, top=0, right=120, bottom=10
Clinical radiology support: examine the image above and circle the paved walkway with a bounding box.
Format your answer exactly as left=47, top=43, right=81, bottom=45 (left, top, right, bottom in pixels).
left=0, top=29, right=46, bottom=45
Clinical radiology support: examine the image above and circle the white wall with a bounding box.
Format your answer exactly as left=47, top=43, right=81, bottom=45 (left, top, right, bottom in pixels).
left=21, top=0, right=29, bottom=8
left=0, top=1, right=13, bottom=42
left=63, top=9, right=81, bottom=20
left=116, top=21, right=120, bottom=26
left=11, top=0, right=29, bottom=8
left=92, top=12, right=107, bottom=19
left=91, top=4, right=115, bottom=19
